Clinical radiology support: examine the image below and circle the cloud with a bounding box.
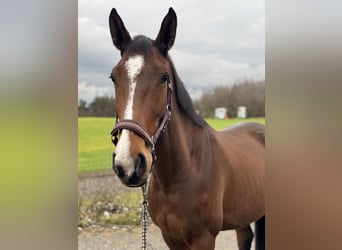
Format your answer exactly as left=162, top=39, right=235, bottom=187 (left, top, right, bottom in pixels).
left=171, top=49, right=261, bottom=88
left=78, top=0, right=265, bottom=102
left=78, top=81, right=113, bottom=103
left=78, top=17, right=117, bottom=84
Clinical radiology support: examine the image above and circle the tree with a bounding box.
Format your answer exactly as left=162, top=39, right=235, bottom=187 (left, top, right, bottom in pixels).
left=89, top=96, right=115, bottom=117
left=78, top=99, right=89, bottom=116
left=78, top=96, right=115, bottom=117
left=194, top=79, right=265, bottom=118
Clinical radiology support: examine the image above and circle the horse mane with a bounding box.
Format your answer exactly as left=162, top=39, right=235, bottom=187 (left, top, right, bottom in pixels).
left=168, top=57, right=208, bottom=128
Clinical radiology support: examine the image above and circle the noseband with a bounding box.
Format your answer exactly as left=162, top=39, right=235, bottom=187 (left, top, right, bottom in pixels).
left=110, top=77, right=172, bottom=167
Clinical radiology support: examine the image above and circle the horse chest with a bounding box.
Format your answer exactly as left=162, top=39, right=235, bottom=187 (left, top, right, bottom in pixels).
left=148, top=194, right=189, bottom=240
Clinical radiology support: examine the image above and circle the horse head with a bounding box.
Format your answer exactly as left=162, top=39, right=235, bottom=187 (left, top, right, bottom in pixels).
left=109, top=8, right=177, bottom=187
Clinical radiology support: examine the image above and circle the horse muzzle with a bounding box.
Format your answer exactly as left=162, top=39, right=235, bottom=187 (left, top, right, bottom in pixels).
left=112, top=152, right=148, bottom=187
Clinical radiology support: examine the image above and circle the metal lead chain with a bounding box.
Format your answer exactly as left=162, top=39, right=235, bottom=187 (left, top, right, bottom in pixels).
left=141, top=183, right=148, bottom=250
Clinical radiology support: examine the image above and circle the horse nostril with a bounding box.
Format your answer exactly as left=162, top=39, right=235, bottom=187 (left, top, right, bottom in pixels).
left=135, top=153, right=147, bottom=177
left=113, top=154, right=126, bottom=179
left=115, top=164, right=125, bottom=178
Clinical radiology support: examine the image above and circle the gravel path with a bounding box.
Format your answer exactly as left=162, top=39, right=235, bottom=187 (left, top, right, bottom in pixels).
left=78, top=224, right=239, bottom=250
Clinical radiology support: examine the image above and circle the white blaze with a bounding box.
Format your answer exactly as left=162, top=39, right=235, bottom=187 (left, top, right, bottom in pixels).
left=115, top=55, right=145, bottom=170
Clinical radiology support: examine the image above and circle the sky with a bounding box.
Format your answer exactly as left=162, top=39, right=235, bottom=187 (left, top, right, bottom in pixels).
left=78, top=0, right=264, bottom=103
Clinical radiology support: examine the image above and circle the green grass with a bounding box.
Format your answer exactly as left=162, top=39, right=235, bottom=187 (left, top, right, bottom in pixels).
left=205, top=117, right=265, bottom=131
left=78, top=117, right=115, bottom=173
left=78, top=117, right=265, bottom=173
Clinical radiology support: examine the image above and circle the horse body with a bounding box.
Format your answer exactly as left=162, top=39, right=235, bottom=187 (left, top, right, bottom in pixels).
left=148, top=104, right=265, bottom=249
left=219, top=123, right=265, bottom=228
left=108, top=7, right=265, bottom=249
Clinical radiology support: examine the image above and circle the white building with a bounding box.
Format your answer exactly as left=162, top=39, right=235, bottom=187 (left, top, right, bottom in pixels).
left=237, top=106, right=247, bottom=118
left=215, top=107, right=227, bottom=119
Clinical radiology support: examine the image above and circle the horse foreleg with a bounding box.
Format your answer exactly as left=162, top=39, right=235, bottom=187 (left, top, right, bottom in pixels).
left=161, top=230, right=215, bottom=250
left=236, top=225, right=254, bottom=250
left=188, top=231, right=216, bottom=250
left=161, top=232, right=190, bottom=250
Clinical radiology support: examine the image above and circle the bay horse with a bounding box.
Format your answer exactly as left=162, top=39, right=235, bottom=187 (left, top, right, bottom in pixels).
left=109, top=8, right=265, bottom=250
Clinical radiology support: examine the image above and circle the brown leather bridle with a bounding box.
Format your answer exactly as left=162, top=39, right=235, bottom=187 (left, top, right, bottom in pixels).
left=110, top=76, right=172, bottom=167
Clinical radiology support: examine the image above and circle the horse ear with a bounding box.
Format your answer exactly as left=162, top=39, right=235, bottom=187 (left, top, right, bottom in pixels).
left=155, top=8, right=177, bottom=55
left=109, top=8, right=132, bottom=52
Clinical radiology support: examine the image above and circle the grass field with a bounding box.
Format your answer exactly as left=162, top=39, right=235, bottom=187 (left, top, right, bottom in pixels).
left=78, top=117, right=265, bottom=173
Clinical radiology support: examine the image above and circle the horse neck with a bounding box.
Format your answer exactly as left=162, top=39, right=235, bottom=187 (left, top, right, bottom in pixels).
left=152, top=104, right=210, bottom=191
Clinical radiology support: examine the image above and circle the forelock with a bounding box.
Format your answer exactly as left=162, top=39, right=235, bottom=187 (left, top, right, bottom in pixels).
left=125, top=35, right=153, bottom=54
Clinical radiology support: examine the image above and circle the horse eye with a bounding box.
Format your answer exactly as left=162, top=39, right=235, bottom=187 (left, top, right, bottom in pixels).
left=109, top=74, right=115, bottom=83
left=160, top=73, right=169, bottom=84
